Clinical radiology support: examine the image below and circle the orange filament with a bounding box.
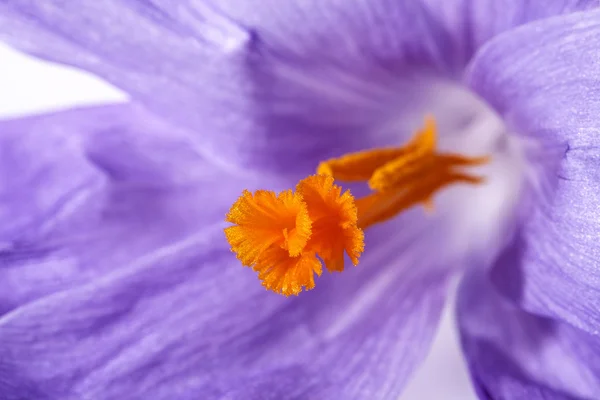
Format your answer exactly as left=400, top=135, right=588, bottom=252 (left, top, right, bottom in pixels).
left=225, top=175, right=364, bottom=296
left=319, top=115, right=489, bottom=229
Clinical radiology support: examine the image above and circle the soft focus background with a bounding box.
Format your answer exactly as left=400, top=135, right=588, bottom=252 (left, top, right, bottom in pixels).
left=0, top=43, right=477, bottom=400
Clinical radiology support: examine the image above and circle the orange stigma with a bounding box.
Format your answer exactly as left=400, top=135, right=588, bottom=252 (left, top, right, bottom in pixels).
left=318, top=115, right=489, bottom=229
left=225, top=175, right=364, bottom=296
left=225, top=115, right=488, bottom=296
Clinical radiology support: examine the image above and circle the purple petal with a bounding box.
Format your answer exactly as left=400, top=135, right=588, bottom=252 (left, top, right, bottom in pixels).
left=0, top=212, right=452, bottom=399
left=458, top=267, right=600, bottom=399
left=0, top=1, right=592, bottom=173
left=215, top=0, right=596, bottom=70
left=422, top=0, right=596, bottom=67
left=0, top=105, right=459, bottom=398
left=0, top=104, right=252, bottom=315
left=466, top=10, right=600, bottom=335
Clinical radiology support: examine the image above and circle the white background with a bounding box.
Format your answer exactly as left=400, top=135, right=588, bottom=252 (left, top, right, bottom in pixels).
left=0, top=43, right=477, bottom=400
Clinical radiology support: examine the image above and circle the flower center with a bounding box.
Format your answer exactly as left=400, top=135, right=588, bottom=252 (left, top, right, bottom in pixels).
left=225, top=115, right=489, bottom=295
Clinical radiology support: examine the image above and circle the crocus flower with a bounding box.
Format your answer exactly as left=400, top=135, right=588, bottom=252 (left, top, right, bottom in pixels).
left=1, top=1, right=600, bottom=399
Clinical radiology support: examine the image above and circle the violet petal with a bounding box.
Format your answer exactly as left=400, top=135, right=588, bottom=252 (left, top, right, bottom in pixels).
left=467, top=9, right=600, bottom=335
left=0, top=104, right=456, bottom=399
left=458, top=267, right=600, bottom=399
left=0, top=103, right=253, bottom=315
left=0, top=217, right=452, bottom=399
left=0, top=1, right=592, bottom=172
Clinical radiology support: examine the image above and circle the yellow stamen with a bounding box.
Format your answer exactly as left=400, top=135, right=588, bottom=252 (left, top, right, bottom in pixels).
left=319, top=115, right=489, bottom=229
left=225, top=176, right=364, bottom=296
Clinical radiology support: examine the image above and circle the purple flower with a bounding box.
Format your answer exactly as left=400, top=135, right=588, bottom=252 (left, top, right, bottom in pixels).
left=1, top=1, right=600, bottom=399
